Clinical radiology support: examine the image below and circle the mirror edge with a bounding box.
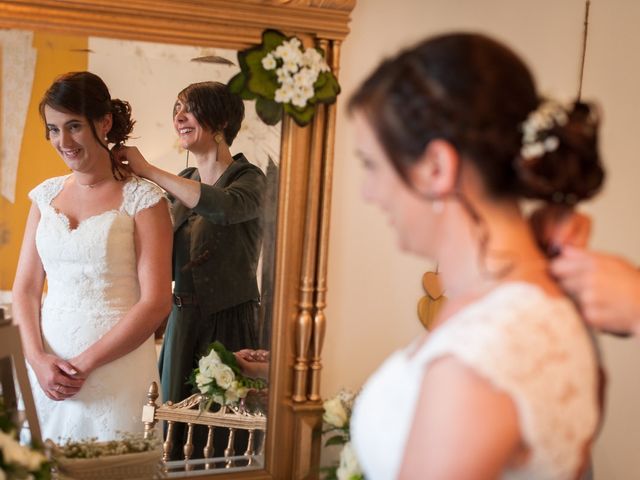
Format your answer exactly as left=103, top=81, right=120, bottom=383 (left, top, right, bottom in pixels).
left=0, top=1, right=355, bottom=478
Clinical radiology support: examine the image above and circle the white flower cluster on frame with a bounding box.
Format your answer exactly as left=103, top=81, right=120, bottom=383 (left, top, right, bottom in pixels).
left=196, top=349, right=248, bottom=405
left=520, top=100, right=569, bottom=160
left=261, top=37, right=331, bottom=108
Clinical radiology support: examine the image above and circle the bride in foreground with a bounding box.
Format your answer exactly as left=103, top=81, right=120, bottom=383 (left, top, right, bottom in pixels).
left=349, top=32, right=604, bottom=479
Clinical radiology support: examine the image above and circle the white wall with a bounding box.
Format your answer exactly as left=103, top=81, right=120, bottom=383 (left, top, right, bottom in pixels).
left=88, top=38, right=280, bottom=175
left=324, top=1, right=640, bottom=478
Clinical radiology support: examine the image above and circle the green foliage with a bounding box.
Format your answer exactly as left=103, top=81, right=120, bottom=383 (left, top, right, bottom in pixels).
left=192, top=341, right=267, bottom=410
left=228, top=28, right=340, bottom=127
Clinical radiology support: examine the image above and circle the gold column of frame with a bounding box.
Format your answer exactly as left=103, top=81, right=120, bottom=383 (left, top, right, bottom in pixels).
left=292, top=80, right=328, bottom=403
left=308, top=39, right=340, bottom=402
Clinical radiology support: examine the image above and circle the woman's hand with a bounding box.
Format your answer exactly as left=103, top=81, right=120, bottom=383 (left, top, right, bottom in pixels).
left=30, top=352, right=85, bottom=401
left=551, top=247, right=640, bottom=336
left=235, top=349, right=270, bottom=380
left=113, top=145, right=152, bottom=178
left=529, top=205, right=591, bottom=256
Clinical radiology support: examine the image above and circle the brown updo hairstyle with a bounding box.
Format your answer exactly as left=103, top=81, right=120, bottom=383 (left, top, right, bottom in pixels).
left=39, top=71, right=134, bottom=181
left=348, top=32, right=604, bottom=207
left=175, top=81, right=244, bottom=146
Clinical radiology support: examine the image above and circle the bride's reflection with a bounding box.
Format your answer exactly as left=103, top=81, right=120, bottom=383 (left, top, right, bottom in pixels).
left=1, top=29, right=281, bottom=464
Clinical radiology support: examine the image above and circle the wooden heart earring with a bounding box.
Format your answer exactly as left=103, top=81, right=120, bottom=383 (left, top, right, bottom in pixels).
left=417, top=265, right=446, bottom=331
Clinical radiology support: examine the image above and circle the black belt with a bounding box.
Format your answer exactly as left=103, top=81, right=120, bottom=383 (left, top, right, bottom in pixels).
left=173, top=293, right=198, bottom=308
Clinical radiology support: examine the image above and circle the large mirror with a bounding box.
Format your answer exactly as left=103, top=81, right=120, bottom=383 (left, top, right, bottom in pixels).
left=0, top=1, right=355, bottom=478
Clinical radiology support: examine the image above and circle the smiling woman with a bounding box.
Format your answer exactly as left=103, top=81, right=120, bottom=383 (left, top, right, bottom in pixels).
left=0, top=1, right=354, bottom=478
left=12, top=70, right=174, bottom=442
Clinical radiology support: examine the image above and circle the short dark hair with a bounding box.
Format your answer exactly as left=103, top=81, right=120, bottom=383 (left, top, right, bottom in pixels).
left=177, top=81, right=245, bottom=145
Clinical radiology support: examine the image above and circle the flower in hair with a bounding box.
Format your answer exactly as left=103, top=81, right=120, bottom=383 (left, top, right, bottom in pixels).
left=520, top=100, right=569, bottom=160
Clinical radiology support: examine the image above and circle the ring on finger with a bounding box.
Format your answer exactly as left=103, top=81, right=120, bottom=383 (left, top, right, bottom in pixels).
left=56, top=384, right=61, bottom=393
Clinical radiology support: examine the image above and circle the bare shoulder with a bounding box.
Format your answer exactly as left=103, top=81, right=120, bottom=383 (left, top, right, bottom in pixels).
left=398, top=355, right=521, bottom=479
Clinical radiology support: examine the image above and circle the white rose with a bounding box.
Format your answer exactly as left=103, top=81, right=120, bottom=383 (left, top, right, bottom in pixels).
left=213, top=364, right=235, bottom=389
left=225, top=388, right=239, bottom=404
left=195, top=372, right=211, bottom=392
left=231, top=380, right=249, bottom=399
left=0, top=430, right=46, bottom=471
left=261, top=53, right=277, bottom=70
left=336, top=442, right=363, bottom=480
left=323, top=397, right=348, bottom=428
left=199, top=349, right=221, bottom=377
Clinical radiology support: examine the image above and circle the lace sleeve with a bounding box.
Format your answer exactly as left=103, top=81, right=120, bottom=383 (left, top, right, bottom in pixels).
left=414, top=284, right=598, bottom=478
left=122, top=177, right=169, bottom=217
left=28, top=176, right=66, bottom=208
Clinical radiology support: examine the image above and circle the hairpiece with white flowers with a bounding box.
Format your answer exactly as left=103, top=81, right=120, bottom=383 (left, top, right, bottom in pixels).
left=520, top=100, right=569, bottom=160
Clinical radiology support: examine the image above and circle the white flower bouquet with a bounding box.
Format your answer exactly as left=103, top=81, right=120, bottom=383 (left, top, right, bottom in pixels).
left=322, top=390, right=363, bottom=480
left=0, top=399, right=50, bottom=480
left=192, top=341, right=267, bottom=410
left=229, top=29, right=341, bottom=126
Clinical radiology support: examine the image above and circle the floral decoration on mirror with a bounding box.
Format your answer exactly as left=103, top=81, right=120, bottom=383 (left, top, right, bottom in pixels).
left=229, top=29, right=341, bottom=126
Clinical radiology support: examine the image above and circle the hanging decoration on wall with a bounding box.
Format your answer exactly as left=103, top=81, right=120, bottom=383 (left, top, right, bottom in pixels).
left=417, top=269, right=446, bottom=331
left=228, top=29, right=341, bottom=127
left=576, top=0, right=591, bottom=101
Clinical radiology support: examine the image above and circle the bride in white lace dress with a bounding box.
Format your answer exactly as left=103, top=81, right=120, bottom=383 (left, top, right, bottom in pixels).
left=12, top=72, right=172, bottom=442
left=348, top=33, right=604, bottom=479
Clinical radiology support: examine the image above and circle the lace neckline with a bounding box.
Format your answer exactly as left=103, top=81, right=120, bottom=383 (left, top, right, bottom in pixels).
left=405, top=281, right=573, bottom=361
left=48, top=175, right=136, bottom=232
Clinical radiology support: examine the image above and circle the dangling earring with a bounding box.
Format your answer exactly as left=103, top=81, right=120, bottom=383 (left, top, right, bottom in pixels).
left=185, top=150, right=190, bottom=169
left=431, top=199, right=444, bottom=214
left=417, top=265, right=446, bottom=330
left=214, top=132, right=224, bottom=163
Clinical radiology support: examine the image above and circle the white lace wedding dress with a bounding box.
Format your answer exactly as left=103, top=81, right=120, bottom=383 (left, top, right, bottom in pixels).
left=351, top=282, right=599, bottom=480
left=26, top=174, right=165, bottom=443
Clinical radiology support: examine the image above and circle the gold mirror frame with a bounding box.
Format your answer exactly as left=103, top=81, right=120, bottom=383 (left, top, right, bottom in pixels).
left=0, top=0, right=355, bottom=478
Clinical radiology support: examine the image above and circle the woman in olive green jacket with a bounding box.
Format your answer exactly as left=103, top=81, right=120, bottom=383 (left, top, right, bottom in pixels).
left=117, top=81, right=266, bottom=458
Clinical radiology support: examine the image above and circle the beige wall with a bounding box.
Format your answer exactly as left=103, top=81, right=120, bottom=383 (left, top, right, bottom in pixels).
left=324, top=1, right=640, bottom=478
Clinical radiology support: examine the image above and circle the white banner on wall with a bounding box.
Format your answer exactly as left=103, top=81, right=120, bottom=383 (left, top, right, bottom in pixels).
left=0, top=29, right=36, bottom=204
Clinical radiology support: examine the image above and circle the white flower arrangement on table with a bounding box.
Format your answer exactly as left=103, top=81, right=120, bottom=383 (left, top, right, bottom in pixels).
left=51, top=432, right=161, bottom=460
left=229, top=29, right=341, bottom=127
left=322, top=390, right=363, bottom=480
left=0, top=399, right=50, bottom=480
left=192, top=341, right=267, bottom=410
left=48, top=432, right=163, bottom=480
